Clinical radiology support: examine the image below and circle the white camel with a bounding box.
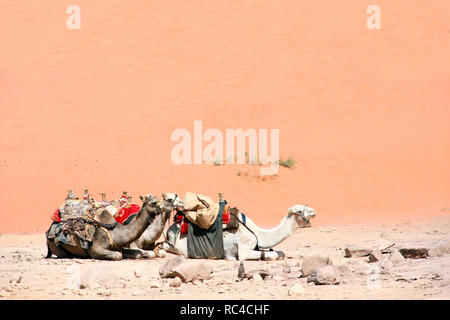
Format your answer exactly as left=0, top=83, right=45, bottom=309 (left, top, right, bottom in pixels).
left=160, top=199, right=316, bottom=261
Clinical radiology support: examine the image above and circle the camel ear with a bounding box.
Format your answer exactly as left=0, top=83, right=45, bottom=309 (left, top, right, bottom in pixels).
left=162, top=192, right=166, bottom=199
left=140, top=195, right=144, bottom=202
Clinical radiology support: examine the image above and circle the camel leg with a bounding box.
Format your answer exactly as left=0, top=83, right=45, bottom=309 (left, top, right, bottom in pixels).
left=89, top=246, right=122, bottom=261
left=237, top=244, right=284, bottom=261
left=129, top=242, right=156, bottom=259
left=46, top=240, right=70, bottom=258
left=122, top=248, right=146, bottom=259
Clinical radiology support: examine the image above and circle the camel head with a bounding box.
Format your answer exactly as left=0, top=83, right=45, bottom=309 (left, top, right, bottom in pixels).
left=161, top=192, right=184, bottom=210
left=139, top=194, right=161, bottom=215
left=140, top=194, right=175, bottom=216
left=287, top=204, right=316, bottom=227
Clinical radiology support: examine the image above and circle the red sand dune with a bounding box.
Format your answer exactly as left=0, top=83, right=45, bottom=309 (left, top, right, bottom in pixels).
left=0, top=1, right=449, bottom=233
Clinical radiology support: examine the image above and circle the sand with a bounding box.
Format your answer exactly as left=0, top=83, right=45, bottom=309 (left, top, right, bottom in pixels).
left=0, top=1, right=449, bottom=234
left=0, top=215, right=449, bottom=300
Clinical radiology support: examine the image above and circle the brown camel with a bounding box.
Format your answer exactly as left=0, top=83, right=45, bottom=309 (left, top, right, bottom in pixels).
left=45, top=194, right=174, bottom=260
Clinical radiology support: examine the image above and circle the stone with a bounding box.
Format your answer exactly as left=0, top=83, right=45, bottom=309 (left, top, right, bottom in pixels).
left=159, top=256, right=185, bottom=278
left=427, top=247, right=442, bottom=258
left=244, top=269, right=272, bottom=280
left=368, top=249, right=384, bottom=263
left=9, top=274, right=22, bottom=284
left=273, top=276, right=284, bottom=282
left=334, top=264, right=352, bottom=277
left=288, top=283, right=305, bottom=297
left=399, top=248, right=428, bottom=259
left=252, top=274, right=263, bottom=283
left=301, top=255, right=331, bottom=277
left=237, top=261, right=245, bottom=280
left=307, top=265, right=339, bottom=285
left=380, top=258, right=394, bottom=271
left=80, top=265, right=119, bottom=290
left=96, top=290, right=111, bottom=297
left=372, top=238, right=395, bottom=253
left=149, top=281, right=161, bottom=289
left=344, top=246, right=372, bottom=258
left=389, top=249, right=406, bottom=264
left=172, top=261, right=213, bottom=283
left=169, top=277, right=182, bottom=287
left=436, top=241, right=450, bottom=255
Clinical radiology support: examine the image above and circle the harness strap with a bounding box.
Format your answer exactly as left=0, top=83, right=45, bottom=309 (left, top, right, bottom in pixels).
left=229, top=212, right=260, bottom=250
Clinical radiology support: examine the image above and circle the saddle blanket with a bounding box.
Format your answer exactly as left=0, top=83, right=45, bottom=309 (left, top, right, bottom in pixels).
left=46, top=220, right=96, bottom=250
left=115, top=204, right=140, bottom=224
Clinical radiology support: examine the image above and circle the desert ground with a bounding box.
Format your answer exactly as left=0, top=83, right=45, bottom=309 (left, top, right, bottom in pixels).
left=1, top=214, right=449, bottom=300
left=0, top=1, right=449, bottom=234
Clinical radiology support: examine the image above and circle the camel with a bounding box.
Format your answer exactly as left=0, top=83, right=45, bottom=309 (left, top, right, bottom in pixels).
left=129, top=193, right=184, bottom=257
left=45, top=194, right=174, bottom=260
left=161, top=200, right=316, bottom=261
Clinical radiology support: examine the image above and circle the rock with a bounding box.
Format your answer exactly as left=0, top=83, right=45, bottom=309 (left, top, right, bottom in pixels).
left=368, top=249, right=384, bottom=263
left=169, top=277, right=182, bottom=287
left=344, top=246, right=372, bottom=258
left=427, top=247, right=442, bottom=258
left=134, top=270, right=141, bottom=278
left=273, top=276, right=284, bottom=282
left=244, top=269, right=271, bottom=280
left=96, top=290, right=111, bottom=297
left=399, top=248, right=428, bottom=259
left=172, top=261, right=212, bottom=283
left=149, top=281, right=161, bottom=288
left=80, top=265, right=119, bottom=290
left=9, top=274, right=22, bottom=284
left=372, top=238, right=395, bottom=253
left=388, top=249, right=406, bottom=264
left=159, top=256, right=185, bottom=278
left=252, top=274, right=263, bottom=283
left=301, top=255, right=331, bottom=277
left=334, top=264, right=352, bottom=277
left=307, top=265, right=339, bottom=285
left=237, top=261, right=245, bottom=280
left=288, top=283, right=305, bottom=297
left=380, top=258, right=394, bottom=271
left=0, top=291, right=10, bottom=298
left=436, top=241, right=450, bottom=255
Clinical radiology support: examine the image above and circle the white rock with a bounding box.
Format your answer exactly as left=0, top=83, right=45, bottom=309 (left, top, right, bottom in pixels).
left=388, top=249, right=406, bottom=265
left=80, top=265, right=119, bottom=290
left=172, top=261, right=213, bottom=283
left=307, top=265, right=339, bottom=285
left=149, top=281, right=161, bottom=288
left=159, top=256, right=185, bottom=278
left=252, top=274, right=263, bottom=283
left=301, top=255, right=331, bottom=277
left=169, top=277, right=182, bottom=287
left=288, top=283, right=305, bottom=297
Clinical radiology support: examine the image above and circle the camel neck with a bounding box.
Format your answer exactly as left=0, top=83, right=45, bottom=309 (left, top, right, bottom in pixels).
left=251, top=214, right=297, bottom=249
left=112, top=205, right=153, bottom=246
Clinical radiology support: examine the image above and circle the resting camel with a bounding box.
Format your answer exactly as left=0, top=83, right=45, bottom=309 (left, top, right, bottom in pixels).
left=45, top=194, right=174, bottom=260
left=160, top=199, right=316, bottom=261
left=129, top=193, right=184, bottom=257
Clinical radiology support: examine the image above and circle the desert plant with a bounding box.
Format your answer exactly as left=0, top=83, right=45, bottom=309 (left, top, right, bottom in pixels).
left=278, top=156, right=296, bottom=168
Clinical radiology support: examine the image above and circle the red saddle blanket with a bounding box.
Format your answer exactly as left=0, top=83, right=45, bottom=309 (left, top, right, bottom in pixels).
left=51, top=209, right=61, bottom=222
left=115, top=204, right=140, bottom=224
